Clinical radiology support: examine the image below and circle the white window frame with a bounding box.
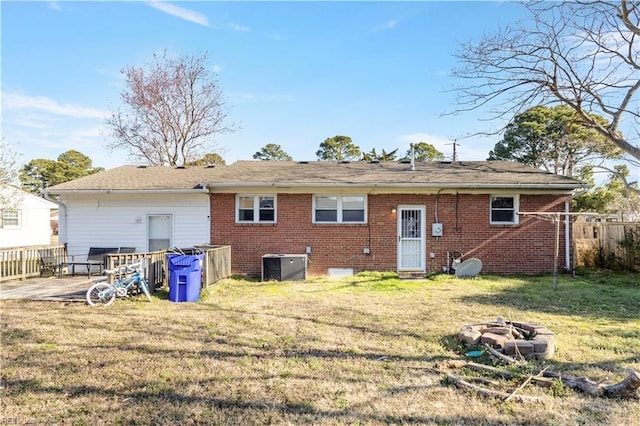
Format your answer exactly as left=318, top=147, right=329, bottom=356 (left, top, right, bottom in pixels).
left=312, top=194, right=367, bottom=224
left=1, top=209, right=21, bottom=229
left=236, top=195, right=277, bottom=223
left=490, top=195, right=519, bottom=225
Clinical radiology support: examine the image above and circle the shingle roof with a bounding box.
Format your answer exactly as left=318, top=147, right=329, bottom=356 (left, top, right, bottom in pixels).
left=45, top=161, right=585, bottom=193
left=46, top=165, right=219, bottom=192
left=203, top=160, right=585, bottom=190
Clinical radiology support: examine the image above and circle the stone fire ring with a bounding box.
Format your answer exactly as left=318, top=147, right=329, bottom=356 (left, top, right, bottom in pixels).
left=458, top=320, right=555, bottom=360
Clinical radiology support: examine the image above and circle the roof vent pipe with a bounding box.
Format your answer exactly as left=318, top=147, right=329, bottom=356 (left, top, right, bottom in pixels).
left=410, top=143, right=415, bottom=171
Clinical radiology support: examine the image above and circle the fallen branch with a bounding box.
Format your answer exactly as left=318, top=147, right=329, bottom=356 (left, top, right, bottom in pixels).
left=442, top=359, right=640, bottom=399
left=505, top=367, right=549, bottom=402
left=439, top=360, right=555, bottom=387
left=466, top=376, right=502, bottom=387
left=445, top=373, right=544, bottom=403
left=484, top=343, right=526, bottom=366
left=543, top=369, right=640, bottom=399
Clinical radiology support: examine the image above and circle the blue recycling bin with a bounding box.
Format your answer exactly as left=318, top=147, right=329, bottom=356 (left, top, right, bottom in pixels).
left=167, top=253, right=203, bottom=302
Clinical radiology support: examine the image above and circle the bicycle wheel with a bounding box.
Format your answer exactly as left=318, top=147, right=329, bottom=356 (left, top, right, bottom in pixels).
left=86, top=282, right=116, bottom=306
left=139, top=278, right=152, bottom=302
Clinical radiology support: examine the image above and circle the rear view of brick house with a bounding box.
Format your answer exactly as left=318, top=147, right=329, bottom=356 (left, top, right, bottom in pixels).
left=205, top=160, right=585, bottom=277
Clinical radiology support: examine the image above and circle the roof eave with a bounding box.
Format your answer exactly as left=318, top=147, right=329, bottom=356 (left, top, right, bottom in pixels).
left=206, top=181, right=585, bottom=193
left=207, top=182, right=585, bottom=190
left=46, top=188, right=209, bottom=194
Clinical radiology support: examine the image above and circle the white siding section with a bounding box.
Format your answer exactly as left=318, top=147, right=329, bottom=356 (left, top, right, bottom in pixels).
left=58, top=192, right=210, bottom=258
left=0, top=187, right=57, bottom=248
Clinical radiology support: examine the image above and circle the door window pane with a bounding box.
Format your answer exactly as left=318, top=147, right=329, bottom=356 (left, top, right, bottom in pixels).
left=148, top=215, right=171, bottom=251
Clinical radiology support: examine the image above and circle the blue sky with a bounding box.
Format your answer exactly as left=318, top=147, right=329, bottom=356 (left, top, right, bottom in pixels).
left=2, top=1, right=530, bottom=170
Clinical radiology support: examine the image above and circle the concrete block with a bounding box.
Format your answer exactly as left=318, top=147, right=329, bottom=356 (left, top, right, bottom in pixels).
left=459, top=328, right=482, bottom=346
left=480, top=332, right=508, bottom=349
left=503, top=340, right=534, bottom=355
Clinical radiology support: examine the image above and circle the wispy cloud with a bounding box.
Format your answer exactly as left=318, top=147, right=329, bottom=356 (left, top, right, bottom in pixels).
left=48, top=2, right=62, bottom=11
left=212, top=65, right=222, bottom=74
left=2, top=92, right=106, bottom=119
left=147, top=1, right=210, bottom=27
left=228, top=22, right=249, bottom=32
left=373, top=19, right=400, bottom=32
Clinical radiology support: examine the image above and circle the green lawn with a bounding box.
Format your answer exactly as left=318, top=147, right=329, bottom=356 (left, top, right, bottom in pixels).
left=1, top=272, right=639, bottom=425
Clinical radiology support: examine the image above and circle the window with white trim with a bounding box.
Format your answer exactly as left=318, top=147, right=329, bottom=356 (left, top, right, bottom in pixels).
left=490, top=195, right=519, bottom=225
left=313, top=195, right=366, bottom=223
left=0, top=209, right=21, bottom=229
left=237, top=195, right=276, bottom=223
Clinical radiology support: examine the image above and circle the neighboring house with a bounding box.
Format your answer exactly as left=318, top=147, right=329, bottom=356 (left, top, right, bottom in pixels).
left=203, top=160, right=586, bottom=276
left=0, top=186, right=57, bottom=248
left=46, top=165, right=219, bottom=259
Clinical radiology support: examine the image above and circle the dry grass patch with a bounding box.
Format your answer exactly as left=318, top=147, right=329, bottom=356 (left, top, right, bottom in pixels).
left=1, top=272, right=639, bottom=425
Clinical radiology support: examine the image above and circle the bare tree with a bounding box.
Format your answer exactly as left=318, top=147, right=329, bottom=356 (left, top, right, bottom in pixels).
left=0, top=138, right=20, bottom=206
left=0, top=138, right=19, bottom=187
left=452, top=1, right=640, bottom=189
left=106, top=51, right=235, bottom=166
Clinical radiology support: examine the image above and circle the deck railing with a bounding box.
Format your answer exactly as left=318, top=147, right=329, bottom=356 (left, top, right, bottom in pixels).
left=0, top=244, right=67, bottom=282
left=201, top=245, right=232, bottom=288
left=104, top=245, right=231, bottom=289
left=1, top=244, right=233, bottom=288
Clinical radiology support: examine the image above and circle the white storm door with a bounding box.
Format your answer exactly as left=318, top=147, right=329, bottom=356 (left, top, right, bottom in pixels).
left=397, top=206, right=426, bottom=272
left=148, top=214, right=172, bottom=251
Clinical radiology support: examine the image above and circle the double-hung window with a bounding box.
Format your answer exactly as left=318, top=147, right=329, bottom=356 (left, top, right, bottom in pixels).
left=0, top=209, right=21, bottom=229
left=237, top=195, right=276, bottom=223
left=314, top=195, right=366, bottom=223
left=490, top=195, right=519, bottom=225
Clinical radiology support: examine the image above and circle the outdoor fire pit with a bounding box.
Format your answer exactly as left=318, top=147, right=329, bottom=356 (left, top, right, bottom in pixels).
left=459, top=318, right=555, bottom=359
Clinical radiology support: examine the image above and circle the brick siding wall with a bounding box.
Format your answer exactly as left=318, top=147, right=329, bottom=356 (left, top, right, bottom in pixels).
left=210, top=192, right=570, bottom=276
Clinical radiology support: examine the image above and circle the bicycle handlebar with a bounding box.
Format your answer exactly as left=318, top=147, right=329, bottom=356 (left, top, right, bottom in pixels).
left=103, top=261, right=144, bottom=275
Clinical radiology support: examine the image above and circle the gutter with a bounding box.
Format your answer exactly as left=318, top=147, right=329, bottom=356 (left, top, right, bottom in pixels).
left=47, top=188, right=210, bottom=195
left=205, top=182, right=586, bottom=190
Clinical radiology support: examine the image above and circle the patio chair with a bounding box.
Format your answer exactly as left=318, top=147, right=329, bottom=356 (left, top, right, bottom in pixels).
left=38, top=248, right=64, bottom=278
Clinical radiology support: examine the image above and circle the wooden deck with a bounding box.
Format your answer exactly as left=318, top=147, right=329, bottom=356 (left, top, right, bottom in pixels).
left=0, top=275, right=96, bottom=302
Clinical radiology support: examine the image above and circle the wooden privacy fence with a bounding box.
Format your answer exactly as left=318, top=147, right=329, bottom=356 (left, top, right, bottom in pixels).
left=1, top=244, right=232, bottom=287
left=573, top=221, right=640, bottom=272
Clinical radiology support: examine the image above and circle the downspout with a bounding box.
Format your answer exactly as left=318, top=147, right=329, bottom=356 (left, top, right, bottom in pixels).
left=199, top=183, right=212, bottom=245
left=564, top=199, right=570, bottom=271
left=42, top=190, right=67, bottom=244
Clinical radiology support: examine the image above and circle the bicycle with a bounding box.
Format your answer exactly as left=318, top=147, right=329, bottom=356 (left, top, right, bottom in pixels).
left=86, top=259, right=152, bottom=306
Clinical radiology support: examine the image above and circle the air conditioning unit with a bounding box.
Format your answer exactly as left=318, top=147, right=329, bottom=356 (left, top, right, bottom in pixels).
left=262, top=254, right=307, bottom=281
